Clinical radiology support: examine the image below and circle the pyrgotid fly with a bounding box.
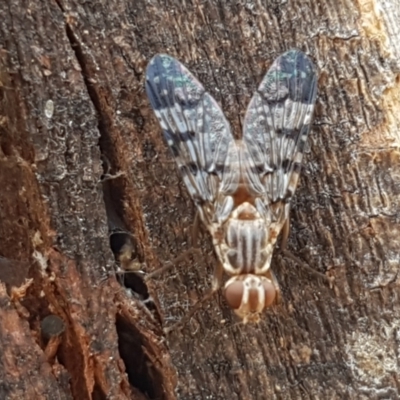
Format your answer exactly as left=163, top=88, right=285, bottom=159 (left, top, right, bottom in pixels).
left=145, top=50, right=317, bottom=323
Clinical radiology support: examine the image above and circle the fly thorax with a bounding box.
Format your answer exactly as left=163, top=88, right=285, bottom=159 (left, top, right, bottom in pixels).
left=222, top=202, right=272, bottom=275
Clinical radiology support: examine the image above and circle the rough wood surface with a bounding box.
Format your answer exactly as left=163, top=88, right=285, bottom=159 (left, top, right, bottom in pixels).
left=1, top=0, right=400, bottom=399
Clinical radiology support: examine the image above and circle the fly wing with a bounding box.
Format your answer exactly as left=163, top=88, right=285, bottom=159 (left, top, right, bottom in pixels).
left=145, top=55, right=239, bottom=224
left=242, top=49, right=317, bottom=224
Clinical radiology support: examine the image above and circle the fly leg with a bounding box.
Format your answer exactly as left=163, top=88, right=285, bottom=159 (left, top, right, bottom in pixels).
left=144, top=247, right=202, bottom=280
left=281, top=249, right=332, bottom=285
left=279, top=216, right=333, bottom=286
left=280, top=217, right=290, bottom=251
left=191, top=210, right=205, bottom=249
left=145, top=210, right=221, bottom=333
left=266, top=269, right=282, bottom=305
left=163, top=262, right=223, bottom=335
left=146, top=211, right=203, bottom=279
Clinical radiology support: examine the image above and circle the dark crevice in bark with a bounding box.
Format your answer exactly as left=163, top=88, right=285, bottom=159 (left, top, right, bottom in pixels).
left=91, top=383, right=107, bottom=400
left=59, top=3, right=147, bottom=292
left=63, top=25, right=107, bottom=140
left=116, top=315, right=166, bottom=400
left=102, top=173, right=153, bottom=309
left=57, top=6, right=165, bottom=398
left=109, top=229, right=158, bottom=317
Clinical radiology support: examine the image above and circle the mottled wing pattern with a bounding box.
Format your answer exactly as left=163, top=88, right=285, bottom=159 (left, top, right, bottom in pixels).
left=242, top=49, right=317, bottom=223
left=145, top=55, right=239, bottom=223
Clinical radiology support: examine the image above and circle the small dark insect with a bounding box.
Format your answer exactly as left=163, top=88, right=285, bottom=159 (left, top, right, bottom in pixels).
left=145, top=50, right=317, bottom=323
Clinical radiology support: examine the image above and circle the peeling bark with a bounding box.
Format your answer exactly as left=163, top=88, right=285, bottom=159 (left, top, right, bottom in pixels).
left=1, top=0, right=400, bottom=399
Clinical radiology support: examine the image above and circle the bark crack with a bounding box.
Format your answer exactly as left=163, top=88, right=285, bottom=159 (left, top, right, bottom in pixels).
left=50, top=3, right=169, bottom=398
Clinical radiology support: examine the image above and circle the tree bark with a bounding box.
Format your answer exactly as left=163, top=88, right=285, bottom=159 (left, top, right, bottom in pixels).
left=1, top=0, right=400, bottom=399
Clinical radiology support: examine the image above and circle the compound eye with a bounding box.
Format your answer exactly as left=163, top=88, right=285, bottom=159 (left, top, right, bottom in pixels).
left=263, top=280, right=276, bottom=308
left=224, top=281, right=244, bottom=310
